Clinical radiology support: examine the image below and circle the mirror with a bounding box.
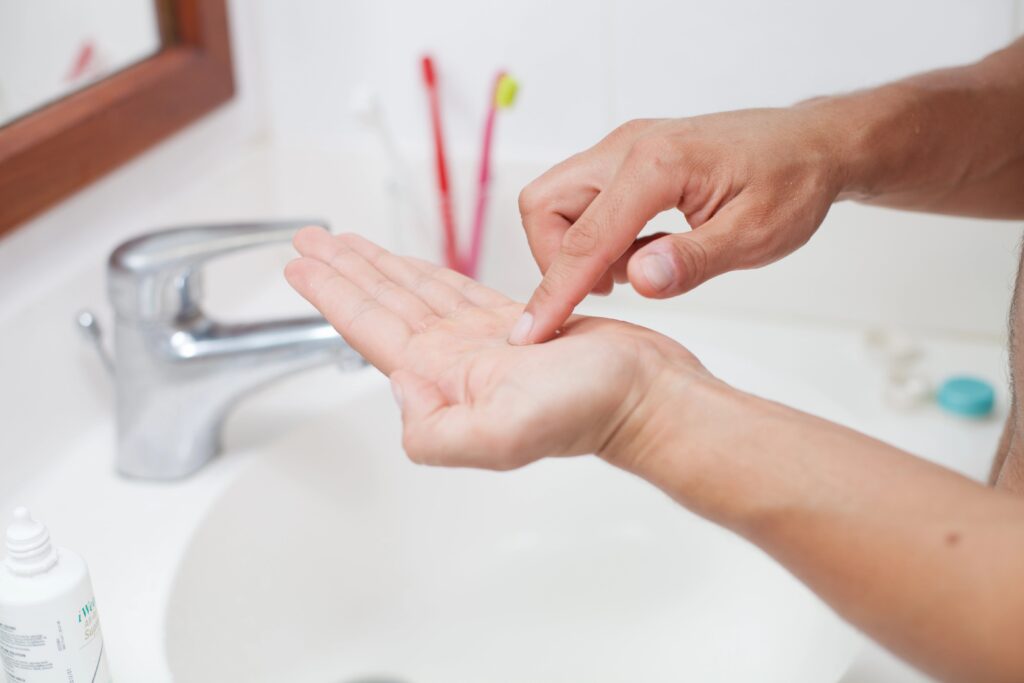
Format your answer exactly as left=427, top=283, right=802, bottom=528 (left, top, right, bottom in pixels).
left=0, top=0, right=233, bottom=235
left=0, top=1, right=163, bottom=127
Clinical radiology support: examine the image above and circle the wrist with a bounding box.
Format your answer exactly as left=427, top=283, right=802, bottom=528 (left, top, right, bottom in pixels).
left=599, top=360, right=755, bottom=521
left=601, top=358, right=846, bottom=536
left=794, top=87, right=917, bottom=202
left=803, top=56, right=1024, bottom=205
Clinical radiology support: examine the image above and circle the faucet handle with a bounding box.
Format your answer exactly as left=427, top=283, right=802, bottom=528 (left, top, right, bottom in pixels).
left=107, top=220, right=326, bottom=321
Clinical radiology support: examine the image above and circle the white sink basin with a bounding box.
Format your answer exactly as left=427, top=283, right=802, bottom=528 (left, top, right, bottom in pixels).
left=24, top=296, right=1012, bottom=682
left=164, top=324, right=863, bottom=683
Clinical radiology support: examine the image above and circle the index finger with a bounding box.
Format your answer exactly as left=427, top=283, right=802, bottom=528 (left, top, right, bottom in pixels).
left=520, top=176, right=599, bottom=276
left=509, top=149, right=682, bottom=345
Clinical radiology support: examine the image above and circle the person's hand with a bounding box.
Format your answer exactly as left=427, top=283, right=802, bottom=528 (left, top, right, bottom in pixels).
left=512, top=108, right=845, bottom=344
left=285, top=228, right=710, bottom=470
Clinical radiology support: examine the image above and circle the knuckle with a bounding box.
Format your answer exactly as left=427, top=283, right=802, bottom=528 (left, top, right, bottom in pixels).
left=447, top=297, right=477, bottom=318
left=669, top=237, right=709, bottom=290
left=518, top=180, right=547, bottom=218
left=367, top=277, right=397, bottom=301
left=401, top=423, right=441, bottom=466
left=408, top=269, right=434, bottom=296
left=402, top=432, right=427, bottom=465
left=733, top=207, right=781, bottom=255
left=629, top=135, right=679, bottom=172
left=344, top=297, right=380, bottom=328
left=629, top=134, right=661, bottom=157
left=533, top=274, right=561, bottom=303
left=615, top=118, right=651, bottom=138
left=561, top=219, right=602, bottom=259
left=412, top=312, right=441, bottom=333
left=458, top=279, right=488, bottom=301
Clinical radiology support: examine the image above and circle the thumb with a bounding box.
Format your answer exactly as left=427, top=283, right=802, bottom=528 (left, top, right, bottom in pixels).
left=389, top=369, right=448, bottom=424
left=389, top=369, right=452, bottom=465
left=390, top=370, right=527, bottom=470
left=389, top=370, right=489, bottom=467
left=511, top=153, right=681, bottom=345
left=627, top=213, right=738, bottom=298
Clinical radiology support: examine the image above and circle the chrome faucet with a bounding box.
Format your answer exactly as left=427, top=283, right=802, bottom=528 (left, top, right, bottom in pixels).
left=78, top=221, right=364, bottom=480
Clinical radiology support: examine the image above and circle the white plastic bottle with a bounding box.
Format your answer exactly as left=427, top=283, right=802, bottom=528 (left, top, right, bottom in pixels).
left=0, top=508, right=111, bottom=683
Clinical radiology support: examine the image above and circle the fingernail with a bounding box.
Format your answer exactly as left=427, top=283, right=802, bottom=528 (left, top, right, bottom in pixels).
left=640, top=253, right=675, bottom=291
left=508, top=311, right=534, bottom=345
left=390, top=380, right=404, bottom=410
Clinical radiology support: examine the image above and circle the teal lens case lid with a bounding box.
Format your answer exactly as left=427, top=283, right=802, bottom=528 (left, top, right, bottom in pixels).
left=937, top=376, right=995, bottom=418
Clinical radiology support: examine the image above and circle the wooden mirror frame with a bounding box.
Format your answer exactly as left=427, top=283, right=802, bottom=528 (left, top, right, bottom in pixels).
left=0, top=0, right=234, bottom=236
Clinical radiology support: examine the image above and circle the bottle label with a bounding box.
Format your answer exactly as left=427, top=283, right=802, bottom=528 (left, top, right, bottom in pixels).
left=0, top=591, right=111, bottom=683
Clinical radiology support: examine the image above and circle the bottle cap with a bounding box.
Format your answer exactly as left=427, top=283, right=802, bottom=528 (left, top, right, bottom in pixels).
left=5, top=507, right=59, bottom=576
left=937, top=376, right=995, bottom=418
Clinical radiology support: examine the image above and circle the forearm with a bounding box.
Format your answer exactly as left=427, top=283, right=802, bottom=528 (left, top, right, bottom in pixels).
left=808, top=38, right=1024, bottom=218
left=608, top=372, right=1024, bottom=683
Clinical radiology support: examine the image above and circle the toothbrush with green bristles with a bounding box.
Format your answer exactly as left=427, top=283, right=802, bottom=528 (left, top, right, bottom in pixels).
left=465, top=71, right=518, bottom=278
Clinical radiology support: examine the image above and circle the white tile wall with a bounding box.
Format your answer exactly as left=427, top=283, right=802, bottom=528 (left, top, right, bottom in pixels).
left=2, top=1, right=1022, bottom=340
left=609, top=1, right=1015, bottom=119
left=256, top=0, right=616, bottom=159
left=255, top=0, right=1018, bottom=158
left=250, top=0, right=1024, bottom=338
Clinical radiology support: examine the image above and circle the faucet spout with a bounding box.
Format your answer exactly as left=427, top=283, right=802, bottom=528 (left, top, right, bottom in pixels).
left=115, top=316, right=361, bottom=480
left=168, top=316, right=346, bottom=362
left=99, top=220, right=367, bottom=480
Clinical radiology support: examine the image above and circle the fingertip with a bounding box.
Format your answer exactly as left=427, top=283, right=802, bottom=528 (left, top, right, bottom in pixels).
left=511, top=311, right=566, bottom=345
left=513, top=269, right=585, bottom=344
left=283, top=257, right=311, bottom=289
left=629, top=226, right=724, bottom=299
left=507, top=310, right=535, bottom=345
left=293, top=225, right=329, bottom=254
left=337, top=231, right=366, bottom=247
left=629, top=248, right=679, bottom=298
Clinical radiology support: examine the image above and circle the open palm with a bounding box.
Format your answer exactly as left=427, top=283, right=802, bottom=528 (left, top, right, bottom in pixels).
left=285, top=228, right=706, bottom=469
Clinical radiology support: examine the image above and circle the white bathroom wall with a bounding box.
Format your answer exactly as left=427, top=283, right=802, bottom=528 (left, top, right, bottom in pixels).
left=253, top=0, right=1024, bottom=338
left=256, top=0, right=1017, bottom=157
left=1, top=1, right=1022, bottom=340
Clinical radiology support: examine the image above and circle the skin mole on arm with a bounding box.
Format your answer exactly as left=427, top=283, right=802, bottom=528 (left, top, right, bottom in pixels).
left=944, top=530, right=961, bottom=547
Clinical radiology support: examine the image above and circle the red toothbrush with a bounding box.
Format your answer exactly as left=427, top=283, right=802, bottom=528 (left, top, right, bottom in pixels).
left=421, top=55, right=461, bottom=272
